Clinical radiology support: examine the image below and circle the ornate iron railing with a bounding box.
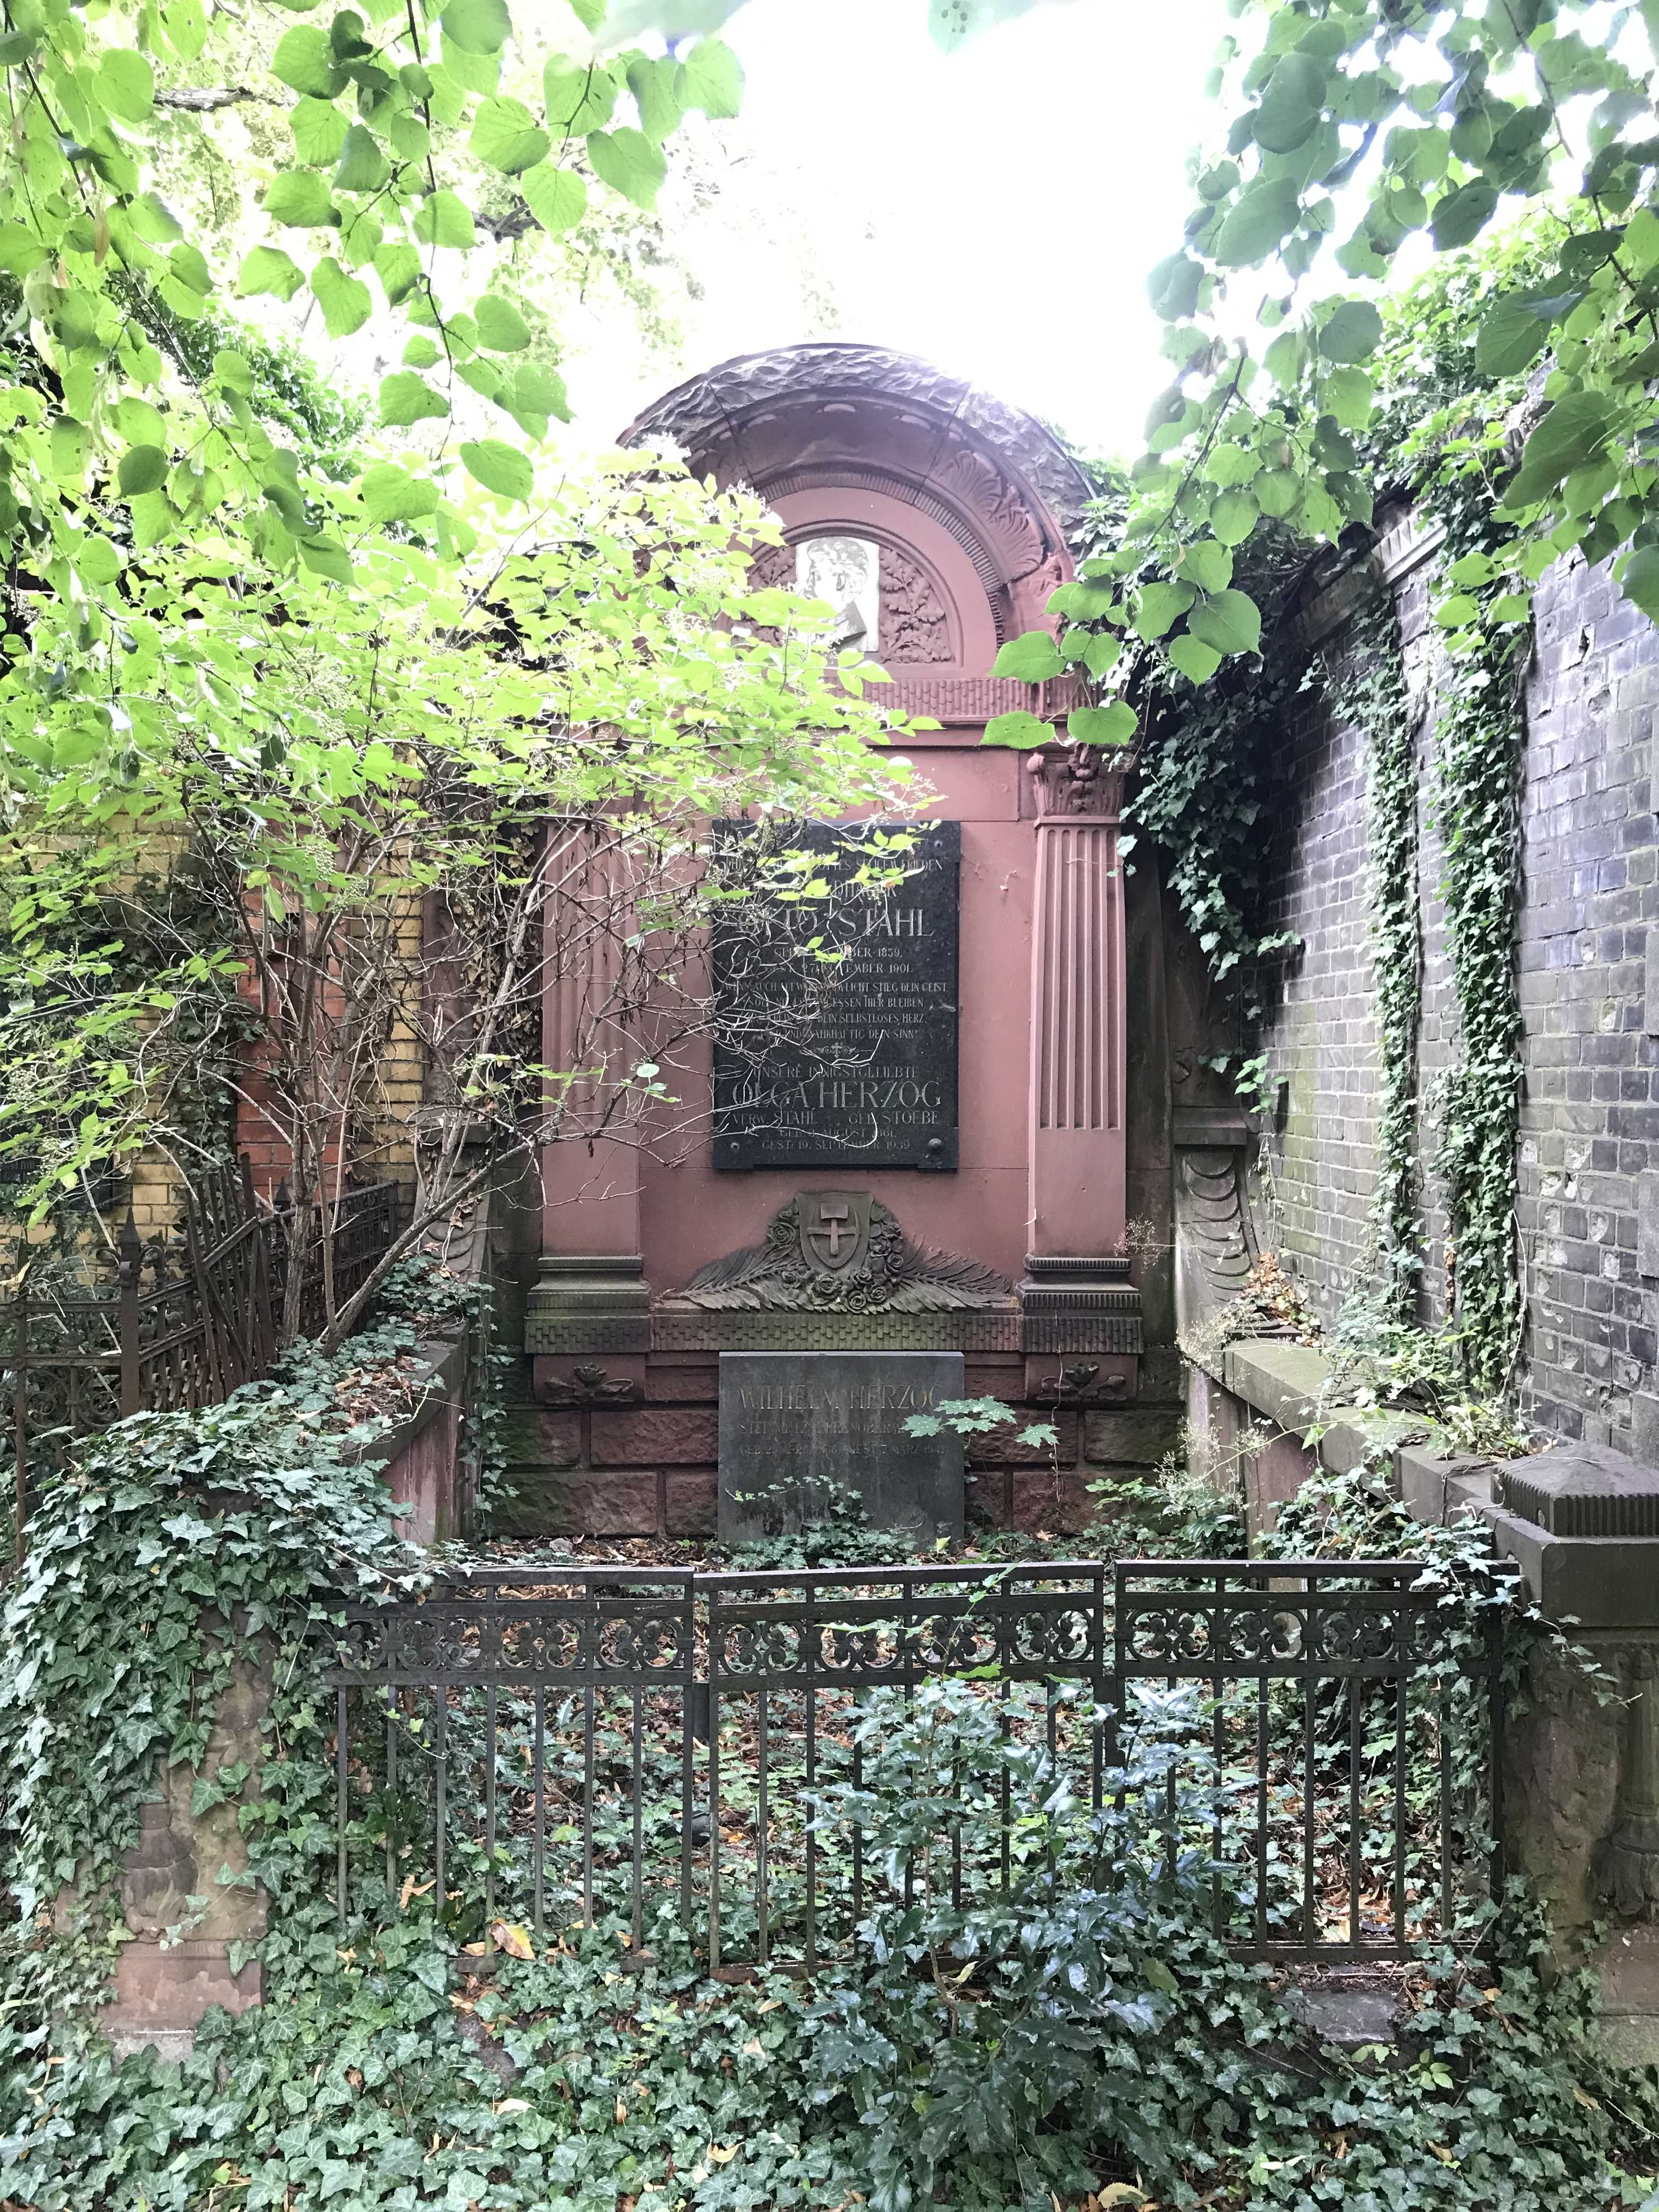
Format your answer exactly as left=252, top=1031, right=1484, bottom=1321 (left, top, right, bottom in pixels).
left=320, top=1556, right=1503, bottom=1970
left=2, top=1161, right=399, bottom=1558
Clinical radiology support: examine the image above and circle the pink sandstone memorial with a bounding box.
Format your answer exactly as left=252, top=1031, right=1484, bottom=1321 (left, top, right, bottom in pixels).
left=505, top=344, right=1186, bottom=1538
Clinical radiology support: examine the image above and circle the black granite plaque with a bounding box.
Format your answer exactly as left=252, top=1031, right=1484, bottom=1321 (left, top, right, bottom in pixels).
left=718, top=1351, right=966, bottom=1543
left=710, top=819, right=959, bottom=1172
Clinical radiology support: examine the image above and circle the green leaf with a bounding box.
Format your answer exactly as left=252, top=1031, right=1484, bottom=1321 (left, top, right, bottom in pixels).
left=544, top=58, right=614, bottom=136
left=1252, top=50, right=1325, bottom=154
left=992, top=631, right=1064, bottom=682
left=272, top=24, right=337, bottom=95
left=128, top=489, right=174, bottom=548
left=1168, top=633, right=1223, bottom=683
left=361, top=462, right=439, bottom=524
left=461, top=438, right=533, bottom=500
left=1256, top=469, right=1301, bottom=519
left=471, top=94, right=549, bottom=173
left=681, top=36, right=743, bottom=120
left=298, top=533, right=353, bottom=583
left=520, top=162, right=586, bottom=234
left=441, top=0, right=510, bottom=54
left=586, top=126, right=666, bottom=212
left=213, top=349, right=252, bottom=395
left=128, top=189, right=184, bottom=242
left=1212, top=177, right=1301, bottom=267
left=238, top=244, right=305, bottom=300
left=475, top=292, right=531, bottom=351
left=311, top=256, right=371, bottom=337
left=981, top=708, right=1049, bottom=748
left=118, top=445, right=168, bottom=495
left=1068, top=703, right=1136, bottom=746
left=115, top=396, right=167, bottom=445
left=413, top=190, right=476, bottom=248
left=514, top=360, right=568, bottom=417
left=1620, top=544, right=1659, bottom=624
left=76, top=534, right=122, bottom=586
left=1506, top=388, right=1617, bottom=507
left=290, top=97, right=348, bottom=165
left=97, top=49, right=155, bottom=121
left=264, top=170, right=336, bottom=227
left=1317, top=299, right=1381, bottom=363
left=1475, top=295, right=1551, bottom=377
left=1188, top=589, right=1262, bottom=656
left=1147, top=252, right=1204, bottom=320
left=375, top=241, right=421, bottom=306
left=1081, top=630, right=1122, bottom=678
left=1323, top=365, right=1374, bottom=430
left=335, top=124, right=390, bottom=193
left=1134, top=580, right=1196, bottom=640
left=1176, top=539, right=1232, bottom=594
left=1210, top=489, right=1259, bottom=546
left=1430, top=178, right=1499, bottom=250
left=379, top=369, right=449, bottom=426
left=627, top=55, right=683, bottom=142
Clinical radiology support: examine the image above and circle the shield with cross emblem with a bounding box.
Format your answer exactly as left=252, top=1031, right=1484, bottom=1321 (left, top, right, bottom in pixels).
left=797, top=1189, right=871, bottom=1274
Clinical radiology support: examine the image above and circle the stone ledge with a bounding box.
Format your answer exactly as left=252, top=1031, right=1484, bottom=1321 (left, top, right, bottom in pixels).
left=1215, top=1335, right=1659, bottom=1632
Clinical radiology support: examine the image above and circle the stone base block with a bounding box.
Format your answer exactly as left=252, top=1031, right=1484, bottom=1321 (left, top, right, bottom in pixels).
left=1082, top=1407, right=1181, bottom=1465
left=1600, top=1927, right=1659, bottom=2064
left=104, top=1939, right=262, bottom=2058
left=1246, top=1430, right=1319, bottom=1540
left=592, top=1406, right=718, bottom=1468
left=1011, top=1465, right=1089, bottom=1534
left=666, top=1469, right=717, bottom=1536
left=493, top=1470, right=662, bottom=1538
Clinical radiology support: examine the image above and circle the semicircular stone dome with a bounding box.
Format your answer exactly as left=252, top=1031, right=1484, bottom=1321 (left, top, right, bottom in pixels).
left=621, top=343, right=1092, bottom=677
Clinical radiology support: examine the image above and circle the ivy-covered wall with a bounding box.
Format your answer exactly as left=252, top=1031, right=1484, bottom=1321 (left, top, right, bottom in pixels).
left=1251, top=527, right=1659, bottom=1451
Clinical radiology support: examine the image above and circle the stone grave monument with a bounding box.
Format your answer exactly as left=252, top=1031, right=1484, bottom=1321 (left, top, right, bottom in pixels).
left=510, top=343, right=1168, bottom=1541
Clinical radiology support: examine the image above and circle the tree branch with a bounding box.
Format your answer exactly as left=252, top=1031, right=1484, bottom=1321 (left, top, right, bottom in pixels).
left=154, top=84, right=276, bottom=110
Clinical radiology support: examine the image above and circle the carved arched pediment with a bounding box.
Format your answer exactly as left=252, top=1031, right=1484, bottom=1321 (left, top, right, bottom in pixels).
left=623, top=345, right=1090, bottom=674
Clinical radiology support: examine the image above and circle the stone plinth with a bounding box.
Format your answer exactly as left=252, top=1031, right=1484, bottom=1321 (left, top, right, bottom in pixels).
left=717, top=1351, right=965, bottom=1543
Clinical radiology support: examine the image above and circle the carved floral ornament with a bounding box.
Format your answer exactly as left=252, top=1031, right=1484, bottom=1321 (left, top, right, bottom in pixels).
left=1024, top=744, right=1131, bottom=820
left=748, top=532, right=954, bottom=665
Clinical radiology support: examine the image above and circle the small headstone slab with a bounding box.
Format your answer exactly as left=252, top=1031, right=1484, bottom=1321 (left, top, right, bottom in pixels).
left=718, top=1351, right=965, bottom=1544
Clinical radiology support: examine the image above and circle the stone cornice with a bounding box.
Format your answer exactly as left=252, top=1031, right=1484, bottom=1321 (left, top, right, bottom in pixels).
left=620, top=342, right=1094, bottom=567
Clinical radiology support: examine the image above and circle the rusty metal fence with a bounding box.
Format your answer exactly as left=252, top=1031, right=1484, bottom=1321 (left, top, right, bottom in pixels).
left=1, top=1161, right=398, bottom=1557
left=320, top=1556, right=1504, bottom=1970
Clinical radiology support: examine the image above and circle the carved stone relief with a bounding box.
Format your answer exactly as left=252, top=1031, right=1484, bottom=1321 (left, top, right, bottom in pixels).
left=669, top=1190, right=1012, bottom=1313
left=881, top=548, right=952, bottom=663
left=1172, top=1148, right=1258, bottom=1339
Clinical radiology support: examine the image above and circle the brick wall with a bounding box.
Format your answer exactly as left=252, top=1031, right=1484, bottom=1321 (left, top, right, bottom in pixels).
left=1249, top=523, right=1659, bottom=1450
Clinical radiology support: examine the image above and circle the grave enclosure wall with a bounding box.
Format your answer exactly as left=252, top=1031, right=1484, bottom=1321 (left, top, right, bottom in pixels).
left=496, top=346, right=1190, bottom=1537
left=1253, top=514, right=1659, bottom=1454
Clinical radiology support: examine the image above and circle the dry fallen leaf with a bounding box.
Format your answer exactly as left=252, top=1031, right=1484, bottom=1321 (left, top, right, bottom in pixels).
left=615, top=2096, right=628, bottom=2124
left=708, top=2143, right=739, bottom=2165
left=490, top=1918, right=535, bottom=1961
left=398, top=1875, right=434, bottom=1911
left=741, top=2038, right=764, bottom=2057
left=493, top=2097, right=529, bottom=2115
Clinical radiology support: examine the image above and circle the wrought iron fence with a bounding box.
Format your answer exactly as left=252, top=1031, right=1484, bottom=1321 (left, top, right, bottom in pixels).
left=320, top=1555, right=1504, bottom=1970
left=2, top=1160, right=399, bottom=1559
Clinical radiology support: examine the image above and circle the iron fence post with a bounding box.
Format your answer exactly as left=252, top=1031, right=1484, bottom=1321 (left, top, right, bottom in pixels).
left=117, top=1206, right=142, bottom=1420
left=12, top=1279, right=26, bottom=1569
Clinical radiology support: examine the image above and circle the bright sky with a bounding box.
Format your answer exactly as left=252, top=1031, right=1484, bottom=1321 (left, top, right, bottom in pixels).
left=583, top=0, right=1233, bottom=461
